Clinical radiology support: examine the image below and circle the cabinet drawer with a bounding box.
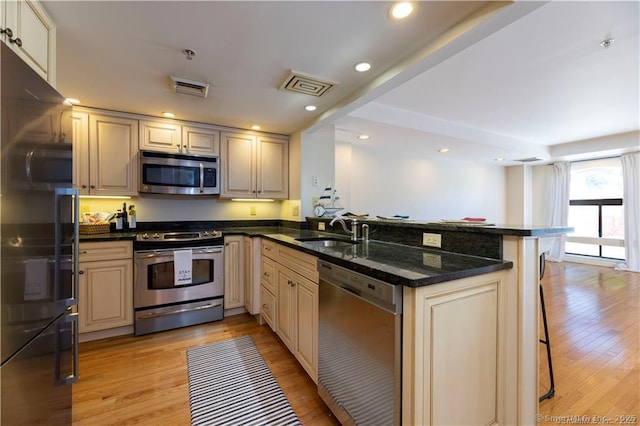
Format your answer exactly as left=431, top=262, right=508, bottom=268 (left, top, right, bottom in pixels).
left=260, top=286, right=276, bottom=331
left=261, top=239, right=278, bottom=260
left=277, top=244, right=318, bottom=283
left=79, top=241, right=133, bottom=262
left=261, top=256, right=276, bottom=294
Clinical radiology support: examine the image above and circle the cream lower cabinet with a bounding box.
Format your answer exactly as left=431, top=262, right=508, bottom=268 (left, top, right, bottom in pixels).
left=78, top=241, right=133, bottom=334
left=402, top=270, right=508, bottom=426
left=262, top=240, right=318, bottom=382
left=243, top=236, right=261, bottom=315
left=223, top=235, right=245, bottom=309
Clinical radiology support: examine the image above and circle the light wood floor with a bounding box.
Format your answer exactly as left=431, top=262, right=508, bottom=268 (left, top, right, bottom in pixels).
left=72, top=315, right=339, bottom=425
left=538, top=261, right=639, bottom=423
left=73, top=262, right=639, bottom=425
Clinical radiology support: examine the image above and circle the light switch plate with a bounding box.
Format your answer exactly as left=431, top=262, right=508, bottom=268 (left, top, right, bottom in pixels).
left=423, top=233, right=442, bottom=248
left=318, top=222, right=325, bottom=231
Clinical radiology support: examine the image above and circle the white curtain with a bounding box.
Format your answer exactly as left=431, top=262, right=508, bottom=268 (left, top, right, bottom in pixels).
left=616, top=152, right=640, bottom=272
left=548, top=162, right=571, bottom=262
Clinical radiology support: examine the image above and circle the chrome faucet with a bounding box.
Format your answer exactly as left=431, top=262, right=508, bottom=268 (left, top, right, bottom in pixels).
left=329, top=216, right=359, bottom=241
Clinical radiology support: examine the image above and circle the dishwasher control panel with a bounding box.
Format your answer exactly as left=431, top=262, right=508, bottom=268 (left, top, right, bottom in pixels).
left=318, top=260, right=402, bottom=314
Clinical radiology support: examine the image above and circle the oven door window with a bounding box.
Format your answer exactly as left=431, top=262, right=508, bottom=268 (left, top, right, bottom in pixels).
left=141, top=164, right=217, bottom=188
left=146, top=259, right=213, bottom=289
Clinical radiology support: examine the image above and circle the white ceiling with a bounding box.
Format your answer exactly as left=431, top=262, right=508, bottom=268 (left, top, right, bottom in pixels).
left=44, top=1, right=639, bottom=165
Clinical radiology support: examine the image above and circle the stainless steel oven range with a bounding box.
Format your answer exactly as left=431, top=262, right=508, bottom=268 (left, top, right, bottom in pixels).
left=133, top=229, right=224, bottom=336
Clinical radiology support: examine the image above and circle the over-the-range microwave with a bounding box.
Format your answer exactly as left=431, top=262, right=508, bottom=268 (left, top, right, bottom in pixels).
left=139, top=150, right=220, bottom=195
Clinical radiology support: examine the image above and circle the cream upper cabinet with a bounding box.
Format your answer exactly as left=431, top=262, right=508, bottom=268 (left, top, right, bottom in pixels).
left=220, top=131, right=288, bottom=199
left=140, top=120, right=220, bottom=156
left=73, top=109, right=138, bottom=196
left=223, top=235, right=245, bottom=309
left=139, top=120, right=181, bottom=153
left=1, top=0, right=56, bottom=86
left=77, top=241, right=133, bottom=334
left=182, top=124, right=220, bottom=155
left=71, top=111, right=89, bottom=194
left=256, top=135, right=288, bottom=199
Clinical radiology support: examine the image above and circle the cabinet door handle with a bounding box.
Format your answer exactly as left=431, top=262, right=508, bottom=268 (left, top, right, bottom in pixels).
left=263, top=272, right=270, bottom=277
left=1, top=27, right=14, bottom=38
left=10, top=37, right=22, bottom=47
left=78, top=270, right=84, bottom=275
left=291, top=281, right=296, bottom=287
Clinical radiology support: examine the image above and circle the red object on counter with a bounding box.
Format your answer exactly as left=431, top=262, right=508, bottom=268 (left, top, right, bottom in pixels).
left=462, top=217, right=486, bottom=222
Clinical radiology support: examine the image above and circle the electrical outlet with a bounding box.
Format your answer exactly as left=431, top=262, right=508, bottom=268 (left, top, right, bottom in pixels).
left=423, top=233, right=442, bottom=248
left=312, top=176, right=319, bottom=187
left=292, top=205, right=299, bottom=216
left=250, top=206, right=257, bottom=216
left=318, top=222, right=325, bottom=231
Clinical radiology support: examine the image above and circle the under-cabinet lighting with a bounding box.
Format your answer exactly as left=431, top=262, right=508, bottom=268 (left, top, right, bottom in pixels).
left=79, top=195, right=132, bottom=200
left=231, top=198, right=275, bottom=202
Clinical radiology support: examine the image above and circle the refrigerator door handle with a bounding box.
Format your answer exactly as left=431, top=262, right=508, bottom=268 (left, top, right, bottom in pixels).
left=54, top=187, right=80, bottom=308
left=55, top=312, right=79, bottom=386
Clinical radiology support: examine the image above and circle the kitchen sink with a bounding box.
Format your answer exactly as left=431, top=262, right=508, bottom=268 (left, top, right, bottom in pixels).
left=295, top=237, right=359, bottom=246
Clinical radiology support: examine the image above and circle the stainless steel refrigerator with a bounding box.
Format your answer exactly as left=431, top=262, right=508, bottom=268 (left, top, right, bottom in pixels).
left=1, top=42, right=79, bottom=424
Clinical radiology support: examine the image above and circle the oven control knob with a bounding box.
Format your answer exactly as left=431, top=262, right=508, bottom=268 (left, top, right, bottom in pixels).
left=203, top=231, right=209, bottom=236
left=153, top=233, right=160, bottom=239
left=141, top=233, right=150, bottom=239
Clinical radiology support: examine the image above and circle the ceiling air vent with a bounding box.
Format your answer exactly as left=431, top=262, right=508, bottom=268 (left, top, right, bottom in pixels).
left=279, top=70, right=337, bottom=97
left=170, top=76, right=209, bottom=98
left=515, top=157, right=545, bottom=163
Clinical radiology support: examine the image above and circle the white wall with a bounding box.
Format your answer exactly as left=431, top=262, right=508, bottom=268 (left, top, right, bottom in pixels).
left=300, top=126, right=336, bottom=218
left=335, top=138, right=506, bottom=222
left=531, top=164, right=554, bottom=227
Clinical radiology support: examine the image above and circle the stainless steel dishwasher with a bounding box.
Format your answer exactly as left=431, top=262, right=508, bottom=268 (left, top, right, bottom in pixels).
left=317, top=260, right=403, bottom=426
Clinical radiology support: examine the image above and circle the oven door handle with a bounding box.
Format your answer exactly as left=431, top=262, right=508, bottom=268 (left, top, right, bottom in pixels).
left=135, top=248, right=223, bottom=259
left=136, top=302, right=223, bottom=319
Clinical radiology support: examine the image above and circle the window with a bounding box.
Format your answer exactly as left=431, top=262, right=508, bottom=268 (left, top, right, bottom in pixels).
left=566, top=158, right=625, bottom=259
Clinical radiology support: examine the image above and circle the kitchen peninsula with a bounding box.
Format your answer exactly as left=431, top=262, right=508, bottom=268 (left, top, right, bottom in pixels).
left=82, top=218, right=571, bottom=425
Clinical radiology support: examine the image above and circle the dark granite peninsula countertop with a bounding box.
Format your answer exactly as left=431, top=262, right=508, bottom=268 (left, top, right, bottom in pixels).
left=247, top=229, right=513, bottom=288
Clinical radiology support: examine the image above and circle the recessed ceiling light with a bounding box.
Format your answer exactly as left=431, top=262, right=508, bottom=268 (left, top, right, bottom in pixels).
left=305, top=105, right=317, bottom=111
left=162, top=112, right=176, bottom=118
left=438, top=148, right=449, bottom=153
left=251, top=125, right=261, bottom=130
left=64, top=98, right=81, bottom=105
left=494, top=157, right=505, bottom=162
left=390, top=2, right=414, bottom=20
left=357, top=134, right=371, bottom=140
left=354, top=62, right=371, bottom=72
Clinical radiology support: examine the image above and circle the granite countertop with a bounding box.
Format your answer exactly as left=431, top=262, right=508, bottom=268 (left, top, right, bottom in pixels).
left=233, top=228, right=513, bottom=288
left=79, top=225, right=514, bottom=288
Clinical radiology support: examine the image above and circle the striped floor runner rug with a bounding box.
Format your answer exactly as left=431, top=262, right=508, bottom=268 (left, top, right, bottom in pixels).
left=187, top=335, right=301, bottom=426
